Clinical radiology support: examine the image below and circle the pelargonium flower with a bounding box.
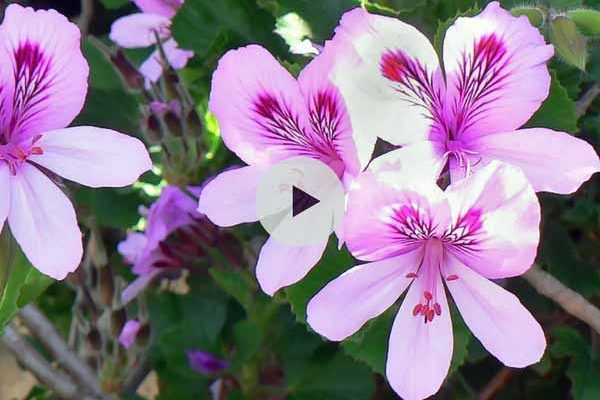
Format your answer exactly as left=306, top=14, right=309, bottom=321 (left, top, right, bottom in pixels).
left=198, top=42, right=360, bottom=295
left=118, top=185, right=224, bottom=303
left=109, top=0, right=193, bottom=84
left=307, top=161, right=545, bottom=400
left=330, top=2, right=599, bottom=193
left=0, top=5, right=150, bottom=279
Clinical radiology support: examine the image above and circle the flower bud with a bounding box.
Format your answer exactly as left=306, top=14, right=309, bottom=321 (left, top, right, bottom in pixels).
left=567, top=8, right=600, bottom=36
left=186, top=350, right=229, bottom=375
left=185, top=109, right=203, bottom=137
left=110, top=50, right=144, bottom=90
left=549, top=16, right=588, bottom=70
left=111, top=308, right=127, bottom=337
left=98, top=266, right=115, bottom=307
left=136, top=323, right=151, bottom=347
left=164, top=111, right=183, bottom=137
left=145, top=113, right=163, bottom=143
left=87, top=328, right=102, bottom=351
left=511, top=6, right=546, bottom=27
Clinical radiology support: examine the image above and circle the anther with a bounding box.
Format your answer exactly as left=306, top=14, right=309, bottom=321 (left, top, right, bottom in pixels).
left=446, top=274, right=459, bottom=281
left=423, top=291, right=433, bottom=301
left=433, top=303, right=441, bottom=316
left=413, top=304, right=423, bottom=316
left=405, top=272, right=418, bottom=279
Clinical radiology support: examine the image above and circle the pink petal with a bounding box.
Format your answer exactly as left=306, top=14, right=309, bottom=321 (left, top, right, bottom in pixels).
left=8, top=164, right=82, bottom=280
left=255, top=237, right=327, bottom=296
left=471, top=128, right=600, bottom=194
left=121, top=269, right=162, bottom=305
left=31, top=127, right=151, bottom=188
left=109, top=13, right=171, bottom=48
left=0, top=4, right=89, bottom=139
left=443, top=1, right=554, bottom=141
left=0, top=165, right=10, bottom=232
left=117, top=232, right=148, bottom=264
left=307, top=250, right=422, bottom=341
left=198, top=166, right=262, bottom=227
left=445, top=161, right=540, bottom=279
left=330, top=8, right=441, bottom=169
left=297, top=35, right=360, bottom=178
left=118, top=320, right=141, bottom=349
left=445, top=255, right=546, bottom=367
left=134, top=0, right=182, bottom=18
left=387, top=273, right=453, bottom=400
left=139, top=38, right=194, bottom=83
left=344, top=170, right=449, bottom=262
left=209, top=45, right=312, bottom=166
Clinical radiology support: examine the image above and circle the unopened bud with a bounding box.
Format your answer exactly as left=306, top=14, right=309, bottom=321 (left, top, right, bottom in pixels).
left=186, top=110, right=203, bottom=136
left=549, top=16, right=588, bottom=70
left=567, top=8, right=600, bottom=36
left=511, top=6, right=545, bottom=27
left=110, top=50, right=144, bottom=90
left=111, top=308, right=127, bottom=337
left=145, top=114, right=162, bottom=142
left=164, top=111, right=183, bottom=137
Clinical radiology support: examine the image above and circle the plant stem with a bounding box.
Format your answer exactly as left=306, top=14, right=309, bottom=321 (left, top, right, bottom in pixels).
left=523, top=265, right=600, bottom=335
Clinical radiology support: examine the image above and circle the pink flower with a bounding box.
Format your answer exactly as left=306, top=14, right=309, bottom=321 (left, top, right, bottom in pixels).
left=198, top=42, right=360, bottom=296
left=118, top=319, right=141, bottom=349
left=307, top=161, right=546, bottom=400
left=109, top=0, right=193, bottom=84
left=0, top=5, right=151, bottom=280
left=330, top=2, right=600, bottom=193
left=118, top=185, right=219, bottom=303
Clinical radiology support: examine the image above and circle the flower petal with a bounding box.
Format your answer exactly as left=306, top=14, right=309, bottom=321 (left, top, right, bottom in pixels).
left=118, top=320, right=141, bottom=349
left=445, top=161, right=540, bottom=279
left=445, top=255, right=546, bottom=367
left=209, top=45, right=312, bottom=166
left=8, top=164, right=82, bottom=280
left=368, top=141, right=446, bottom=181
left=0, top=4, right=89, bottom=138
left=198, top=166, right=263, bottom=227
left=345, top=170, right=449, bottom=262
left=31, top=127, right=151, bottom=188
left=330, top=8, right=441, bottom=169
left=443, top=1, right=554, bottom=141
left=297, top=35, right=360, bottom=179
left=121, top=269, right=162, bottom=305
left=109, top=13, right=171, bottom=48
left=0, top=165, right=9, bottom=232
left=139, top=38, right=194, bottom=83
left=472, top=128, right=600, bottom=194
left=255, top=237, right=327, bottom=296
left=134, top=0, right=182, bottom=18
left=118, top=232, right=148, bottom=264
left=307, top=250, right=422, bottom=341
left=387, top=273, right=453, bottom=400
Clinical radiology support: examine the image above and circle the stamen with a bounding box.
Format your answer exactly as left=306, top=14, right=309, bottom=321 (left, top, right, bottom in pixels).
left=446, top=274, right=459, bottom=281
left=405, top=272, right=418, bottom=279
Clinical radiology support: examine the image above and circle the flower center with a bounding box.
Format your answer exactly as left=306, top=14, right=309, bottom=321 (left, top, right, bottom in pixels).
left=442, top=139, right=480, bottom=177
left=0, top=136, right=43, bottom=175
left=405, top=239, right=459, bottom=324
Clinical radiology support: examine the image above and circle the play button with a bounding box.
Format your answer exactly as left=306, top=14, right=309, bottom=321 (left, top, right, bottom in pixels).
left=292, top=186, right=320, bottom=217
left=256, top=157, right=345, bottom=246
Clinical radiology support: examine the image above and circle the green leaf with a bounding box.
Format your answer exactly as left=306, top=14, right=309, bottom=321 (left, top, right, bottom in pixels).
left=171, top=0, right=284, bottom=59
left=568, top=8, right=600, bottom=36
left=551, top=327, right=600, bottom=400
left=287, top=352, right=375, bottom=400
left=209, top=268, right=255, bottom=310
left=540, top=221, right=600, bottom=297
left=511, top=6, right=546, bottom=27
left=449, top=307, right=471, bottom=374
left=232, top=319, right=263, bottom=366
left=0, top=241, right=52, bottom=331
left=549, top=16, right=588, bottom=71
left=75, top=187, right=145, bottom=229
left=100, top=0, right=130, bottom=9
left=527, top=70, right=578, bottom=132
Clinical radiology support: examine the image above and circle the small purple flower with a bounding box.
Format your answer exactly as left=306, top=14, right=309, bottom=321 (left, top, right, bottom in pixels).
left=0, top=5, right=151, bottom=279
left=109, top=0, right=193, bottom=85
left=118, top=185, right=218, bottom=303
left=187, top=350, right=229, bottom=375
left=118, top=320, right=141, bottom=349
